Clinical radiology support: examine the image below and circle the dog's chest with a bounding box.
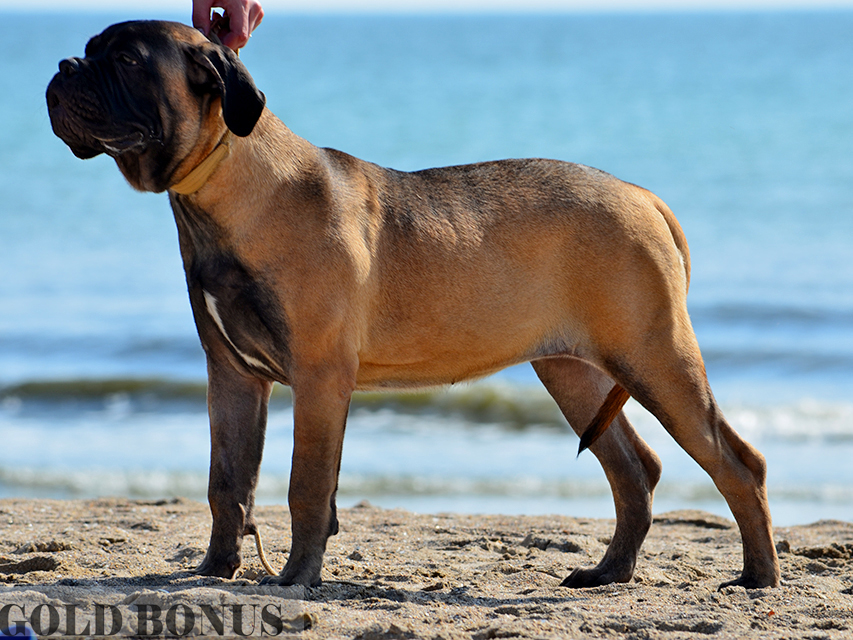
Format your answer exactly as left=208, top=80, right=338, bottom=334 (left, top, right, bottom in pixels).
left=195, top=257, right=290, bottom=379
left=199, top=283, right=281, bottom=379
left=172, top=198, right=292, bottom=380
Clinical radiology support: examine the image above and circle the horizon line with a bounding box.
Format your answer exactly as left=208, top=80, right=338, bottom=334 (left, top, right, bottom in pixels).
left=4, top=0, right=853, bottom=14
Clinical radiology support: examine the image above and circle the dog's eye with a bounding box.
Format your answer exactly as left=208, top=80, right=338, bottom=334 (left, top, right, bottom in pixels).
left=116, top=52, right=139, bottom=67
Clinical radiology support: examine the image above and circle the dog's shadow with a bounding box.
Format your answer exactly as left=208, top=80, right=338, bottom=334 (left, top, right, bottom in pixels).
left=45, top=570, right=292, bottom=594
left=32, top=571, right=592, bottom=611
left=301, top=577, right=598, bottom=610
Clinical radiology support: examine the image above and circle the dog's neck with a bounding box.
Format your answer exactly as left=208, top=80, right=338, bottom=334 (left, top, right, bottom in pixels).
left=169, top=112, right=325, bottom=239
left=169, top=129, right=234, bottom=195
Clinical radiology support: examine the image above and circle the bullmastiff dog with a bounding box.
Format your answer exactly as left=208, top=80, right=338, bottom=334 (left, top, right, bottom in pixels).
left=46, top=20, right=780, bottom=589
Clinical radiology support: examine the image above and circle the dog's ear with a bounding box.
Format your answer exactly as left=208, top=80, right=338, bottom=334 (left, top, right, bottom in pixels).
left=186, top=43, right=266, bottom=137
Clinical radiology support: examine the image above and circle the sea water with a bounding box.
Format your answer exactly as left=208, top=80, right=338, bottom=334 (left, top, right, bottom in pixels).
left=1, top=9, right=852, bottom=526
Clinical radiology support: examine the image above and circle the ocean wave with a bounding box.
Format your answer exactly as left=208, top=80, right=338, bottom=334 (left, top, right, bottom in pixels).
left=690, top=302, right=853, bottom=329
left=350, top=385, right=565, bottom=429
left=0, top=467, right=210, bottom=500
left=1, top=378, right=208, bottom=400
left=0, top=378, right=568, bottom=430
left=3, top=377, right=853, bottom=441
left=719, top=400, right=853, bottom=442
left=1, top=467, right=851, bottom=509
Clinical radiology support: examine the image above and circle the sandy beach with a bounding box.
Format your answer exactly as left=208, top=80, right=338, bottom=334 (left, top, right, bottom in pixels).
left=0, top=498, right=851, bottom=638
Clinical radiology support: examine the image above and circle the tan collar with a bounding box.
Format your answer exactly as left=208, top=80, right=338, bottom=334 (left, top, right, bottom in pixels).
left=169, top=130, right=233, bottom=195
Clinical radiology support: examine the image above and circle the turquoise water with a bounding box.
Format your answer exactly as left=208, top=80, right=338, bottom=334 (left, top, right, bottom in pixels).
left=1, top=9, right=853, bottom=525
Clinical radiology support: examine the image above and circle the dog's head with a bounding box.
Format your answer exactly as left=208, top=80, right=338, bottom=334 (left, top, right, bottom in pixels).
left=46, top=20, right=265, bottom=192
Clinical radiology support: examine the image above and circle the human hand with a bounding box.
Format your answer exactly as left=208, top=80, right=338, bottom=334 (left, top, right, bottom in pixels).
left=192, top=0, right=264, bottom=51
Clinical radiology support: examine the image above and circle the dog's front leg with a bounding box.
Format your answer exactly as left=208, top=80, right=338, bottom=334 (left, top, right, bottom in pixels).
left=195, top=357, right=273, bottom=579
left=263, top=365, right=353, bottom=587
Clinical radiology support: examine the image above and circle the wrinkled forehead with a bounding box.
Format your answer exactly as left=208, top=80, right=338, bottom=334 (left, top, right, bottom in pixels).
left=83, top=20, right=206, bottom=58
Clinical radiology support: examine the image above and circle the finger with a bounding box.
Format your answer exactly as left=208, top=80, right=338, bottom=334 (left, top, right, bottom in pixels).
left=220, top=28, right=249, bottom=51
left=247, top=1, right=264, bottom=33
left=220, top=0, right=251, bottom=50
left=191, top=0, right=215, bottom=34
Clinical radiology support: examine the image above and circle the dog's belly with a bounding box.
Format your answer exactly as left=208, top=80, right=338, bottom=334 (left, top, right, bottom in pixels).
left=354, top=315, right=583, bottom=390
left=354, top=356, right=536, bottom=390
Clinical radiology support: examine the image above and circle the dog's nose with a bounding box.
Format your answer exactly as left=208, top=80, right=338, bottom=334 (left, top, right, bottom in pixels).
left=59, top=57, right=82, bottom=76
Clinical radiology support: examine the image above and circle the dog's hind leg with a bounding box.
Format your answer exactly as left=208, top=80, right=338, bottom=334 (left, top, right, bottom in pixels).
left=196, top=358, right=273, bottom=579
left=601, top=319, right=780, bottom=589
left=532, top=357, right=662, bottom=587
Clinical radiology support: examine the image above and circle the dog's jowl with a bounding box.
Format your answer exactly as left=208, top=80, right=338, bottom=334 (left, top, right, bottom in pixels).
left=47, top=20, right=780, bottom=589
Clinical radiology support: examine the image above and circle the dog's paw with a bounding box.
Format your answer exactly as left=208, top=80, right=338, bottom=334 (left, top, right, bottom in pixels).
left=194, top=549, right=241, bottom=579
left=259, top=573, right=321, bottom=588
left=559, top=565, right=632, bottom=588
left=259, top=553, right=324, bottom=587
left=718, top=571, right=780, bottom=590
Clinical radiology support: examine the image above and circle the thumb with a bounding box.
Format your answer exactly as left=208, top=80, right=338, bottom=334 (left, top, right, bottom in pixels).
left=192, top=2, right=214, bottom=34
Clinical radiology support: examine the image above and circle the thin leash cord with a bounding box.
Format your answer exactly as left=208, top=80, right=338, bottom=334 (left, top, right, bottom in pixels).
left=253, top=529, right=278, bottom=576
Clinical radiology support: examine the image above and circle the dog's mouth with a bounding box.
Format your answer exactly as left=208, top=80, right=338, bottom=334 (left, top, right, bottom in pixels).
left=91, top=130, right=148, bottom=156
left=47, top=75, right=157, bottom=159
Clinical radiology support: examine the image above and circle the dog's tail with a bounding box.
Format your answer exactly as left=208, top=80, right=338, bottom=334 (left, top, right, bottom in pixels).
left=577, top=384, right=631, bottom=455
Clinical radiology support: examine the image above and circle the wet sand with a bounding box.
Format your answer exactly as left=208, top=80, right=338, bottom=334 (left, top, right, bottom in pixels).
left=1, top=498, right=852, bottom=638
